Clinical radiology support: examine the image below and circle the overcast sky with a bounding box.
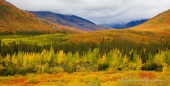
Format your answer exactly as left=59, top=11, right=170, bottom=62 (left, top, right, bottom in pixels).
left=5, top=0, right=170, bottom=24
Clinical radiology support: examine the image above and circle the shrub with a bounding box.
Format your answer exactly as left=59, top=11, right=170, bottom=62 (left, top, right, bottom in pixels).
left=142, top=62, right=158, bottom=71
left=82, top=74, right=100, bottom=86
left=27, top=77, right=40, bottom=83
left=98, top=64, right=109, bottom=71
left=48, top=78, right=58, bottom=82
left=51, top=67, right=64, bottom=74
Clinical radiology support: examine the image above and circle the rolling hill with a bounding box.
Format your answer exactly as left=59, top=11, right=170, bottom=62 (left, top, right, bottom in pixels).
left=0, top=0, right=81, bottom=35
left=66, top=9, right=170, bottom=43
left=30, top=11, right=106, bottom=31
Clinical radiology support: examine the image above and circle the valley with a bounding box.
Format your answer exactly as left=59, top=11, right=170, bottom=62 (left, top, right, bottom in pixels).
left=0, top=0, right=170, bottom=86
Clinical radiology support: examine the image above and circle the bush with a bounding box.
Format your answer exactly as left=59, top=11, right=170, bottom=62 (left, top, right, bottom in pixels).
left=51, top=67, right=64, bottom=74
left=98, top=64, right=109, bottom=71
left=142, top=62, right=158, bottom=71
left=27, top=77, right=40, bottom=83
left=82, top=74, right=100, bottom=86
left=48, top=78, right=58, bottom=82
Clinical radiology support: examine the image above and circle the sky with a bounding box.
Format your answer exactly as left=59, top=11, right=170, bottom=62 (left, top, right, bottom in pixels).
left=5, top=0, right=170, bottom=24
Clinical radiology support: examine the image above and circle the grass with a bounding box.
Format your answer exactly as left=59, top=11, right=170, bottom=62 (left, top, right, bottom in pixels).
left=0, top=71, right=169, bottom=86
left=0, top=34, right=69, bottom=45
left=0, top=5, right=11, bottom=13
left=0, top=76, right=14, bottom=82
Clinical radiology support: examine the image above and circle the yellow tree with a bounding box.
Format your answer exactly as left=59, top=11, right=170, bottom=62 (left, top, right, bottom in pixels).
left=23, top=53, right=27, bottom=67
left=162, top=63, right=168, bottom=74
left=121, top=55, right=129, bottom=71
left=97, top=54, right=106, bottom=65
left=154, top=52, right=165, bottom=66
left=136, top=57, right=143, bottom=70
left=123, top=55, right=128, bottom=64
left=58, top=50, right=64, bottom=65
left=4, top=54, right=10, bottom=66
left=108, top=49, right=120, bottom=72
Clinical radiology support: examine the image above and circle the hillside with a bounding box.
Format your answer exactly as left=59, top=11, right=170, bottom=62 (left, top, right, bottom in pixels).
left=66, top=9, right=170, bottom=43
left=0, top=0, right=81, bottom=35
left=130, top=9, right=170, bottom=32
left=30, top=11, right=106, bottom=31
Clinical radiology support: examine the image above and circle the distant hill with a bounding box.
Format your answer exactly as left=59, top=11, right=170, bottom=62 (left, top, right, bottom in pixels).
left=30, top=11, right=106, bottom=31
left=110, top=23, right=125, bottom=29
left=100, top=19, right=148, bottom=29
left=0, top=0, right=81, bottom=35
left=130, top=9, right=170, bottom=32
left=125, top=19, right=148, bottom=28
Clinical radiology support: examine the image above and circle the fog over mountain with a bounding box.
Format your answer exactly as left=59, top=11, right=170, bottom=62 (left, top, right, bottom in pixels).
left=6, top=0, right=170, bottom=24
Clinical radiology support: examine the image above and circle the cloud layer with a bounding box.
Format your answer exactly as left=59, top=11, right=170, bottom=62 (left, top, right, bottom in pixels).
left=6, top=0, right=170, bottom=24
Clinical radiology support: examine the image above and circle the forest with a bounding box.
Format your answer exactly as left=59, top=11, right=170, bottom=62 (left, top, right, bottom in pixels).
left=0, top=35, right=170, bottom=76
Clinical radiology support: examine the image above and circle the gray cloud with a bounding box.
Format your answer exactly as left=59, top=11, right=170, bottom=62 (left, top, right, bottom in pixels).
left=5, top=0, right=170, bottom=24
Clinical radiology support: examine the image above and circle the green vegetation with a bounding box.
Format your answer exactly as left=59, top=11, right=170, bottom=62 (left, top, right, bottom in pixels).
left=0, top=5, right=11, bottom=13
left=128, top=30, right=155, bottom=36
left=0, top=31, right=13, bottom=35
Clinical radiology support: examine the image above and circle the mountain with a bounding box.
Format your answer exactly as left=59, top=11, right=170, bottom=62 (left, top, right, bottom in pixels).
left=71, top=9, right=170, bottom=43
left=100, top=19, right=148, bottom=29
left=125, top=19, right=148, bottom=28
left=130, top=9, right=170, bottom=32
left=30, top=11, right=106, bottom=31
left=0, top=0, right=81, bottom=35
left=110, top=23, right=125, bottom=29
left=99, top=23, right=125, bottom=29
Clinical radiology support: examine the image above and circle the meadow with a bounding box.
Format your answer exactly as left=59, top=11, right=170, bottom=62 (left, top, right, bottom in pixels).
left=0, top=71, right=169, bottom=86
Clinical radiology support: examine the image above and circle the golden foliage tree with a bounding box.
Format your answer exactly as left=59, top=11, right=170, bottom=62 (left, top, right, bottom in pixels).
left=58, top=50, right=64, bottom=65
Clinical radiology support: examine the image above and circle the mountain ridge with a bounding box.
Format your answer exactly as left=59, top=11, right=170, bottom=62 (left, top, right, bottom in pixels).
left=100, top=19, right=148, bottom=29
left=0, top=0, right=82, bottom=34
left=30, top=11, right=106, bottom=31
left=71, top=9, right=170, bottom=43
left=130, top=9, right=170, bottom=32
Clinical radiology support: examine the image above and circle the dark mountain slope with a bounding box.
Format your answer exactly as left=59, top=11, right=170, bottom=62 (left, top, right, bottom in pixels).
left=125, top=19, right=148, bottom=28
left=30, top=11, right=106, bottom=31
left=100, top=19, right=148, bottom=29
